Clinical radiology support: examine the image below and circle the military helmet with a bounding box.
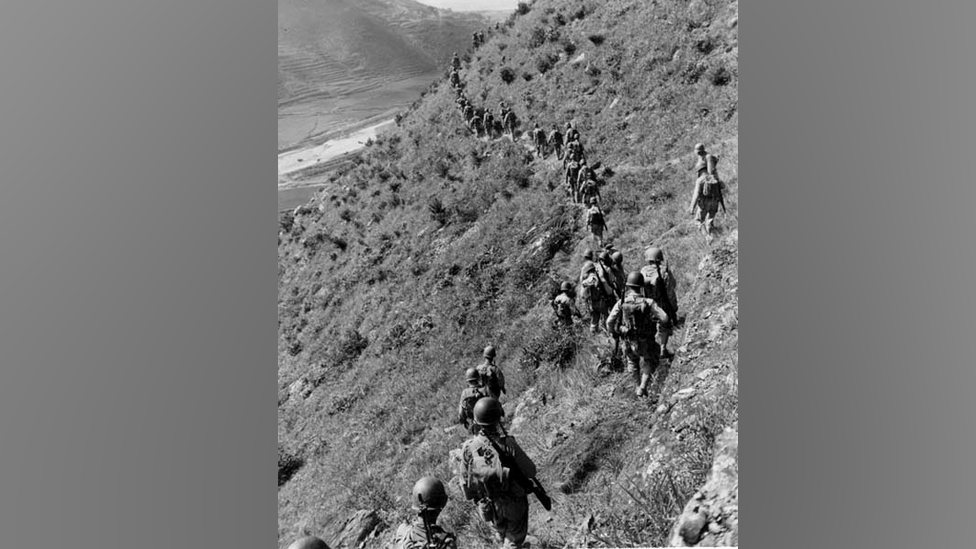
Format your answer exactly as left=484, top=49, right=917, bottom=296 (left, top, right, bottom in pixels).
left=565, top=121, right=572, bottom=128
left=560, top=281, right=574, bottom=292
left=583, top=250, right=594, bottom=261
left=611, top=251, right=623, bottom=265
left=599, top=251, right=612, bottom=263
left=581, top=260, right=596, bottom=274
left=644, top=246, right=664, bottom=263
left=626, top=271, right=645, bottom=288
left=465, top=367, right=481, bottom=384
left=483, top=345, right=496, bottom=359
left=473, top=397, right=504, bottom=426
left=694, top=142, right=705, bottom=153
left=589, top=197, right=598, bottom=205
left=412, top=476, right=449, bottom=510
left=287, top=537, right=330, bottom=549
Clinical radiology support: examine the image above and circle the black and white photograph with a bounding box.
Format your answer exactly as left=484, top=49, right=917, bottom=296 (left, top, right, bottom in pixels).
left=278, top=0, right=738, bottom=547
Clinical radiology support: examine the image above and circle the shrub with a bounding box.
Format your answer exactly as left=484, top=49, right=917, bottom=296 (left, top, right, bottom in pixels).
left=711, top=65, right=732, bottom=86
left=529, top=27, right=547, bottom=48
left=516, top=2, right=530, bottom=15
left=588, top=34, right=605, bottom=46
left=499, top=66, right=517, bottom=84
left=536, top=53, right=559, bottom=74
left=278, top=446, right=304, bottom=487
left=428, top=197, right=448, bottom=226
left=562, top=40, right=577, bottom=56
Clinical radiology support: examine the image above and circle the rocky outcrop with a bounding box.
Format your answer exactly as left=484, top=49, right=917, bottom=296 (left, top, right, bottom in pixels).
left=669, top=423, right=738, bottom=547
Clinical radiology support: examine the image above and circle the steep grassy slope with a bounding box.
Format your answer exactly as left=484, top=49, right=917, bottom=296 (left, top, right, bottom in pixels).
left=278, top=0, right=737, bottom=547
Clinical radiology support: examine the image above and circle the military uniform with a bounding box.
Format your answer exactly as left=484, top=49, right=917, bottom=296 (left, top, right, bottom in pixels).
left=640, top=263, right=677, bottom=351
left=690, top=152, right=723, bottom=235
left=565, top=160, right=581, bottom=201
left=459, top=431, right=537, bottom=549
left=606, top=289, right=671, bottom=395
left=458, top=385, right=492, bottom=432
left=477, top=358, right=506, bottom=400
left=551, top=291, right=580, bottom=326
left=547, top=129, right=563, bottom=159
left=579, top=267, right=611, bottom=333
left=585, top=204, right=607, bottom=247
left=389, top=518, right=457, bottom=549
left=578, top=175, right=600, bottom=205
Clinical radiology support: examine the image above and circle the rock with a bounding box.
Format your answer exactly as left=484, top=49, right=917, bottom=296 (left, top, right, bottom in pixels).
left=678, top=510, right=707, bottom=545
left=728, top=16, right=738, bottom=29
left=708, top=521, right=723, bottom=534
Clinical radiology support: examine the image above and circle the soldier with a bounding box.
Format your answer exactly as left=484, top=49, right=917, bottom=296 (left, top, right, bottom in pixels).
left=469, top=115, right=483, bottom=137
left=483, top=109, right=495, bottom=139
left=477, top=345, right=506, bottom=400
left=459, top=398, right=550, bottom=549
left=640, top=246, right=678, bottom=357
left=585, top=197, right=608, bottom=248
left=551, top=281, right=582, bottom=327
left=287, top=536, right=330, bottom=549
left=478, top=31, right=486, bottom=45
left=610, top=251, right=626, bottom=298
left=597, top=251, right=621, bottom=299
left=450, top=69, right=461, bottom=89
left=579, top=260, right=612, bottom=333
left=564, top=158, right=581, bottom=202
left=689, top=143, right=726, bottom=238
left=503, top=109, right=517, bottom=138
left=459, top=367, right=493, bottom=432
left=473, top=31, right=480, bottom=48
left=451, top=52, right=461, bottom=72
left=565, top=121, right=579, bottom=143
left=532, top=123, right=546, bottom=157
left=462, top=103, right=474, bottom=124
left=547, top=125, right=563, bottom=160
left=389, top=477, right=458, bottom=549
left=606, top=272, right=672, bottom=396
left=578, top=171, right=600, bottom=205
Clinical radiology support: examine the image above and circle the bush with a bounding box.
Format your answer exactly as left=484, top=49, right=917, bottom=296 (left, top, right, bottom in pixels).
left=711, top=65, right=732, bottom=86
left=499, top=66, right=517, bottom=84
left=588, top=34, right=605, bottom=46
left=278, top=446, right=304, bottom=487
left=516, top=2, right=530, bottom=15
left=428, top=197, right=448, bottom=226
left=529, top=27, right=547, bottom=48
left=536, top=53, right=559, bottom=74
left=562, top=40, right=577, bottom=56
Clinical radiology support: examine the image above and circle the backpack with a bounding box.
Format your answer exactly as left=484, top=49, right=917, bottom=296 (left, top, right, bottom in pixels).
left=619, top=297, right=653, bottom=338
left=461, top=387, right=488, bottom=424
left=461, top=435, right=507, bottom=500
left=588, top=208, right=604, bottom=226
left=700, top=155, right=721, bottom=198
left=478, top=362, right=503, bottom=396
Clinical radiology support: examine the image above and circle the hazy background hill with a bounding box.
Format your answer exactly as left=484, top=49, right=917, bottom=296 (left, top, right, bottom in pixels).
left=278, top=0, right=489, bottom=151
left=279, top=0, right=737, bottom=547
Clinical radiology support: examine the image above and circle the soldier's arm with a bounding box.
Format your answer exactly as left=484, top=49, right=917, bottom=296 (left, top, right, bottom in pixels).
left=606, top=301, right=621, bottom=334
left=650, top=300, right=672, bottom=333
left=689, top=179, right=702, bottom=213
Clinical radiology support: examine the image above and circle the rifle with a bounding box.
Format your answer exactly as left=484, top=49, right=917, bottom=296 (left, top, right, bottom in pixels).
left=484, top=433, right=553, bottom=511
left=417, top=496, right=435, bottom=549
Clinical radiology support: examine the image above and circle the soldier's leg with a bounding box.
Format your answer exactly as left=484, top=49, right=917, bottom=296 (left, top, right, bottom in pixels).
left=636, top=338, right=656, bottom=396
left=495, top=495, right=529, bottom=549
left=624, top=339, right=639, bottom=381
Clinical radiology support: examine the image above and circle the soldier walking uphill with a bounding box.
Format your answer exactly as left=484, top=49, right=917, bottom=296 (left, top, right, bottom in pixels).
left=577, top=162, right=600, bottom=205
left=531, top=123, right=546, bottom=157
left=689, top=142, right=727, bottom=239
left=459, top=398, right=551, bottom=549
left=458, top=367, right=493, bottom=433
left=483, top=109, right=496, bottom=139
left=585, top=197, right=608, bottom=248
left=579, top=259, right=614, bottom=333
left=389, top=477, right=458, bottom=549
left=547, top=125, right=563, bottom=160
left=551, top=281, right=582, bottom=327
left=564, top=157, right=581, bottom=203
left=607, top=272, right=673, bottom=397
left=477, top=345, right=506, bottom=400
left=640, top=246, right=678, bottom=357
left=451, top=52, right=461, bottom=72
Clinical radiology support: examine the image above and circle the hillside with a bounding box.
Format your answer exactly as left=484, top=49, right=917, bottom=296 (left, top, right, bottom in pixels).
left=278, top=0, right=738, bottom=547
left=278, top=0, right=488, bottom=150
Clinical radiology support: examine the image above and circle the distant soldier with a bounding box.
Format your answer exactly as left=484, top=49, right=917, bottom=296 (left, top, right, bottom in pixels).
left=551, top=281, right=582, bottom=327
left=469, top=115, right=483, bottom=137
left=287, top=537, right=330, bottom=549
left=565, top=158, right=581, bottom=202
left=450, top=69, right=461, bottom=89
left=585, top=197, right=608, bottom=248
left=607, top=272, right=673, bottom=397
left=451, top=52, right=461, bottom=71
left=547, top=125, right=564, bottom=160
left=640, top=247, right=678, bottom=356
left=499, top=101, right=510, bottom=118
left=473, top=31, right=481, bottom=48
left=597, top=251, right=621, bottom=299
left=689, top=143, right=726, bottom=238
left=532, top=123, right=546, bottom=157
left=477, top=345, right=506, bottom=400
left=565, top=121, right=580, bottom=143
left=458, top=367, right=493, bottom=433
left=579, top=260, right=612, bottom=333
left=462, top=103, right=474, bottom=123
left=478, top=31, right=486, bottom=45
left=503, top=109, right=517, bottom=138
left=610, top=251, right=627, bottom=297
left=483, top=109, right=496, bottom=139
left=578, top=171, right=600, bottom=205
left=389, top=477, right=458, bottom=549
left=459, top=398, right=551, bottom=549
